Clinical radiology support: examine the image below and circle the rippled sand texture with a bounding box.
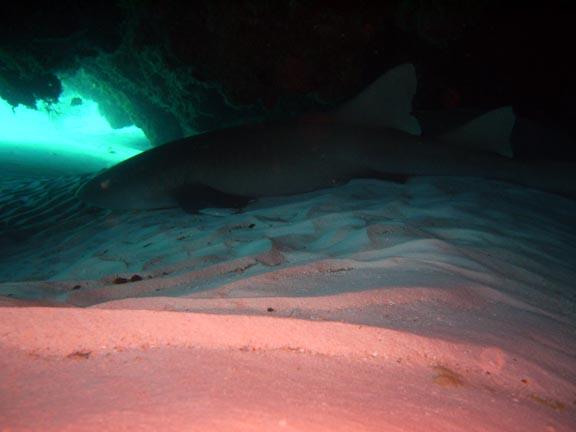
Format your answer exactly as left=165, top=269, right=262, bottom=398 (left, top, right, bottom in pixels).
left=1, top=175, right=575, bottom=431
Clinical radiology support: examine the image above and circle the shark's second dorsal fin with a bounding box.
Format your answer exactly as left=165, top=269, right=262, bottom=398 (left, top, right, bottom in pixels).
left=437, top=106, right=516, bottom=158
left=333, top=63, right=421, bottom=136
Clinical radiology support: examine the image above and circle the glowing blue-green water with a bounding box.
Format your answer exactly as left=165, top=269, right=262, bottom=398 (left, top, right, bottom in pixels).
left=0, top=81, right=150, bottom=177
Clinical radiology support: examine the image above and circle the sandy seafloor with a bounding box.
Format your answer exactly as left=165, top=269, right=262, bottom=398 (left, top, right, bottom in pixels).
left=0, top=172, right=575, bottom=431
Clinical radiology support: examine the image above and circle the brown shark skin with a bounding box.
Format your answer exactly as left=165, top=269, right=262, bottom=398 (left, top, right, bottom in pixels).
left=77, top=120, right=522, bottom=211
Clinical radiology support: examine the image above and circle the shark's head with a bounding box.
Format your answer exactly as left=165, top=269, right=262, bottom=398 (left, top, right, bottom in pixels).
left=77, top=162, right=178, bottom=210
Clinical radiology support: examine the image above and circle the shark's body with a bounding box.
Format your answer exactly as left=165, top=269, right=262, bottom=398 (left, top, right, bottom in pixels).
left=77, top=64, right=574, bottom=211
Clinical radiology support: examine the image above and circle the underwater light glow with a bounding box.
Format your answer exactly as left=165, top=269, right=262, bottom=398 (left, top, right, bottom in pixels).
left=0, top=80, right=150, bottom=177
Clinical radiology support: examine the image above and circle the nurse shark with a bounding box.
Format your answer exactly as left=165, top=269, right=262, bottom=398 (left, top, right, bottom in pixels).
left=77, top=64, right=575, bottom=212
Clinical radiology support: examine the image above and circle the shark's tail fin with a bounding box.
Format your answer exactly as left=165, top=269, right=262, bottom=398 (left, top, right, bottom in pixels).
left=437, top=106, right=516, bottom=158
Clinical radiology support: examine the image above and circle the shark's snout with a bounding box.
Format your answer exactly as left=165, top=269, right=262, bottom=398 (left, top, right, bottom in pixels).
left=77, top=168, right=178, bottom=210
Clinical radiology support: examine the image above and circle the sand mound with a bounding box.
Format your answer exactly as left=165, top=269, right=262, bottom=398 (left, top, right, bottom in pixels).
left=1, top=175, right=575, bottom=431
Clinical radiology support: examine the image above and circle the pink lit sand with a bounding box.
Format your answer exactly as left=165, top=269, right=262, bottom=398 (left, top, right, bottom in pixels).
left=1, top=176, right=575, bottom=431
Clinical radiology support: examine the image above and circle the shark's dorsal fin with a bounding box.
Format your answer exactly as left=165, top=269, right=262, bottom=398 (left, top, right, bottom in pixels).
left=437, top=106, right=516, bottom=157
left=334, top=63, right=421, bottom=135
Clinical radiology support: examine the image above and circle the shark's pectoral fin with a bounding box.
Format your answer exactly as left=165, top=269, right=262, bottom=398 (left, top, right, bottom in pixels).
left=173, top=184, right=254, bottom=214
left=365, top=171, right=411, bottom=184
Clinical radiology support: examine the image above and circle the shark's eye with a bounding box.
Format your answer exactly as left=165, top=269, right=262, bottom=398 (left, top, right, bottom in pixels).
left=100, top=179, right=112, bottom=190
